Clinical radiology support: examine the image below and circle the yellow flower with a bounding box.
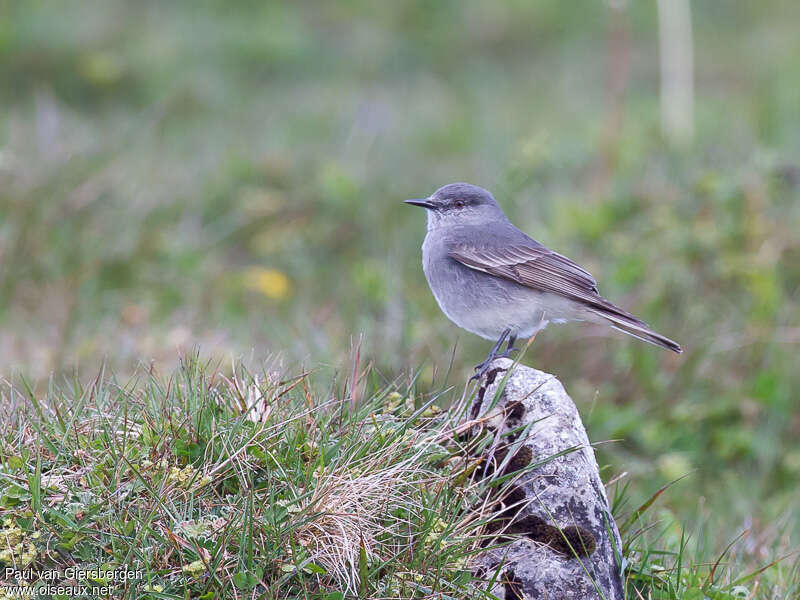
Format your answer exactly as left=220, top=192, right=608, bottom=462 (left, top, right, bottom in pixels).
left=194, top=473, right=213, bottom=489
left=385, top=392, right=404, bottom=411
left=21, top=542, right=37, bottom=566
left=182, top=559, right=205, bottom=578
left=243, top=267, right=291, bottom=300
left=168, top=464, right=197, bottom=487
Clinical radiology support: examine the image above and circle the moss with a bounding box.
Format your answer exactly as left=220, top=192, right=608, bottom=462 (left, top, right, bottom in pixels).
left=506, top=401, right=526, bottom=421
left=506, top=445, right=533, bottom=472
left=483, top=444, right=533, bottom=479
left=503, top=569, right=524, bottom=600
left=507, top=515, right=597, bottom=558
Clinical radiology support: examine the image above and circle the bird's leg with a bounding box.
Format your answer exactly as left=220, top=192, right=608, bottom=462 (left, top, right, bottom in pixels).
left=497, top=334, right=518, bottom=359
left=500, top=316, right=544, bottom=360
left=470, top=328, right=511, bottom=381
left=483, top=329, right=510, bottom=364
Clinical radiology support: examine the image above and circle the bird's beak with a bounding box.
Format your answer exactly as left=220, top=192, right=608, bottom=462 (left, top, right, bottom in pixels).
left=404, top=198, right=437, bottom=209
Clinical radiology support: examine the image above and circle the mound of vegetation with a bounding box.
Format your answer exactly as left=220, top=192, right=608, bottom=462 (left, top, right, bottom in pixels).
left=0, top=357, right=792, bottom=598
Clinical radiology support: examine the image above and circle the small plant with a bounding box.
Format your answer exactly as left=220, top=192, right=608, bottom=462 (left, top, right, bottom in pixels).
left=0, top=356, right=794, bottom=598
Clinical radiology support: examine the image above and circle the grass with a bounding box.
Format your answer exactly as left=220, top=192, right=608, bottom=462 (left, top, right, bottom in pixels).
left=0, top=356, right=485, bottom=598
left=1, top=356, right=796, bottom=598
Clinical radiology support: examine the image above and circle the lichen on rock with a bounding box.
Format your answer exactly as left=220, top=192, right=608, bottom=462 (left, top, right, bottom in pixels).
left=467, top=358, right=625, bottom=600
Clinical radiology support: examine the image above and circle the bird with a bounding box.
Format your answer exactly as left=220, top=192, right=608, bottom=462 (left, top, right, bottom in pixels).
left=405, top=183, right=681, bottom=378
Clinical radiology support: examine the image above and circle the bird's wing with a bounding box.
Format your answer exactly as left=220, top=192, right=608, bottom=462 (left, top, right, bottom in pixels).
left=448, top=242, right=642, bottom=322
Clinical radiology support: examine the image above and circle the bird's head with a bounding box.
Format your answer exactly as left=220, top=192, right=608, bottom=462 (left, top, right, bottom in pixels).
left=405, top=183, right=506, bottom=229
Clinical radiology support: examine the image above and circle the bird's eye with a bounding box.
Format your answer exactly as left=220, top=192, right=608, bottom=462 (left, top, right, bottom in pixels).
left=454, top=199, right=465, bottom=208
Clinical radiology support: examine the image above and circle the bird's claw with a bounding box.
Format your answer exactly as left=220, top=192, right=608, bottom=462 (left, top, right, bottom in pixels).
left=469, top=364, right=491, bottom=382
left=497, top=346, right=519, bottom=359
left=470, top=329, right=518, bottom=382
left=469, top=346, right=518, bottom=382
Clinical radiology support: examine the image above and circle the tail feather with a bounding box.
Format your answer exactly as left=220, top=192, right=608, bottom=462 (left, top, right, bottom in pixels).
left=590, top=308, right=682, bottom=354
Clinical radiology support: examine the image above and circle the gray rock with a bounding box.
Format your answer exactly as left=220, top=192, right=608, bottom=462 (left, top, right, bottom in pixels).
left=467, top=358, right=624, bottom=600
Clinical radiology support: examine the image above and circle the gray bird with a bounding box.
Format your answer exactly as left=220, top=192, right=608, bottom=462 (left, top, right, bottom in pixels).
left=406, top=183, right=681, bottom=376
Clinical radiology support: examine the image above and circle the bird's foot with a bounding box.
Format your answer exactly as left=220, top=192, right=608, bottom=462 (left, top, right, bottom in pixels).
left=471, top=350, right=512, bottom=380
left=469, top=360, right=494, bottom=382
left=470, top=328, right=514, bottom=382
left=469, top=348, right=518, bottom=382
left=497, top=346, right=519, bottom=359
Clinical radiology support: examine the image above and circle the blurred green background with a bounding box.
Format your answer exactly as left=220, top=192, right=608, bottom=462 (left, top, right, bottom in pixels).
left=1, top=0, right=798, bottom=569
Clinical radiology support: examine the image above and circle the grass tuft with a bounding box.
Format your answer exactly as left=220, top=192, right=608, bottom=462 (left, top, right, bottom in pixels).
left=0, top=356, right=795, bottom=598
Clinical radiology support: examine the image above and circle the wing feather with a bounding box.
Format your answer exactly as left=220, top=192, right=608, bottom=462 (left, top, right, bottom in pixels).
left=448, top=243, right=644, bottom=323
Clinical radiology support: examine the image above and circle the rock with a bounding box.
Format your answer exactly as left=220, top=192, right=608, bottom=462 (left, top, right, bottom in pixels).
left=467, top=358, right=624, bottom=600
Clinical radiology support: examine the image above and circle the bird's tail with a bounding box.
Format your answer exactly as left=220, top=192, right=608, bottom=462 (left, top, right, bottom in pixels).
left=588, top=306, right=682, bottom=354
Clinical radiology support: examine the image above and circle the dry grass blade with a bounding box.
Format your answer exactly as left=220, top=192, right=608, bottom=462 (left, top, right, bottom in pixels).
left=293, top=428, right=445, bottom=595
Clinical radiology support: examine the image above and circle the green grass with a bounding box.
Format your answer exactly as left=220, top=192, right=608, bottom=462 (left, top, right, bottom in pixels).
left=0, top=358, right=797, bottom=598
left=0, top=357, right=488, bottom=598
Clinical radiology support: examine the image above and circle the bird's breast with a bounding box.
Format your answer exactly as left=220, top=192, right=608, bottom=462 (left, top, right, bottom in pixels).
left=420, top=234, right=550, bottom=340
